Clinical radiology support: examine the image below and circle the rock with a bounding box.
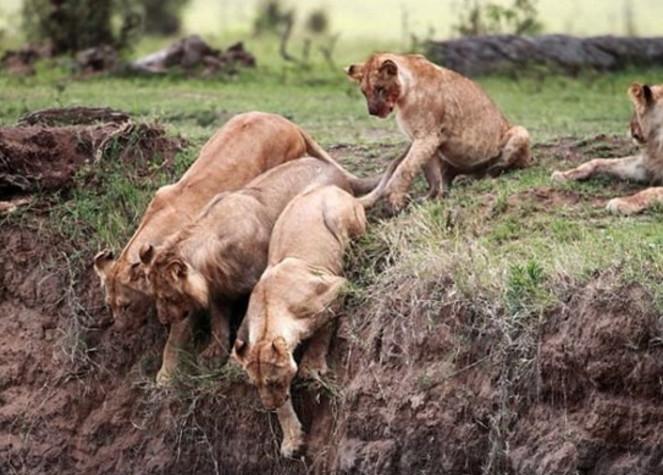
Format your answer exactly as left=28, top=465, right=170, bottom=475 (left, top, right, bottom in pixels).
left=129, top=35, right=256, bottom=75
left=426, top=35, right=663, bottom=75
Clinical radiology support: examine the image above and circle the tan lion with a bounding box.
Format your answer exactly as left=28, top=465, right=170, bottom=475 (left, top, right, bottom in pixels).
left=93, top=112, right=376, bottom=384
left=142, top=157, right=371, bottom=385
left=552, top=83, right=663, bottom=215
left=232, top=184, right=367, bottom=457
left=346, top=53, right=532, bottom=211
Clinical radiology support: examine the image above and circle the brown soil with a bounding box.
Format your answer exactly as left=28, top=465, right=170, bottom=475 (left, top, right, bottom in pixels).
left=1, top=133, right=662, bottom=474
left=0, top=118, right=184, bottom=198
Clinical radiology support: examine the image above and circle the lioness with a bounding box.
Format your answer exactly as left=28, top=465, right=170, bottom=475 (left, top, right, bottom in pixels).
left=94, top=111, right=377, bottom=330
left=232, top=184, right=367, bottom=457
left=346, top=53, right=532, bottom=210
left=142, top=157, right=365, bottom=385
left=552, top=83, right=663, bottom=215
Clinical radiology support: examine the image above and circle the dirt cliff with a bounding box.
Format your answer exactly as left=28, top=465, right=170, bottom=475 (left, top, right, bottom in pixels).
left=1, top=128, right=662, bottom=475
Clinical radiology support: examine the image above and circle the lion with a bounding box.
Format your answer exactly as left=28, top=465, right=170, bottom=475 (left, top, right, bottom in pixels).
left=141, top=157, right=371, bottom=385
left=232, top=184, right=367, bottom=457
left=93, top=112, right=377, bottom=384
left=552, top=83, right=663, bottom=215
left=345, top=53, right=532, bottom=211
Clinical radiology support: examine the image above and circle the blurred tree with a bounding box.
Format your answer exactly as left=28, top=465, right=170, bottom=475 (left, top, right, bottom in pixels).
left=305, top=9, right=328, bottom=35
left=252, top=0, right=293, bottom=36
left=623, top=0, right=637, bottom=36
left=21, top=0, right=141, bottom=54
left=454, top=0, right=543, bottom=37
left=140, top=0, right=190, bottom=36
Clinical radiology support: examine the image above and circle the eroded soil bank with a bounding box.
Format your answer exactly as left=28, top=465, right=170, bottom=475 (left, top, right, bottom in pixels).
left=1, top=131, right=662, bottom=474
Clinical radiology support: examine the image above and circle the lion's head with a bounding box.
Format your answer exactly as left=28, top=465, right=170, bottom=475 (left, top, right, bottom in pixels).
left=346, top=55, right=403, bottom=119
left=141, top=244, right=209, bottom=325
left=94, top=249, right=153, bottom=331
left=628, top=83, right=663, bottom=145
left=233, top=336, right=296, bottom=410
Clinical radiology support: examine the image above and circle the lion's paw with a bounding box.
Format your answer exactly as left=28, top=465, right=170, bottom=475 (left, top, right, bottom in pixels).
left=199, top=342, right=229, bottom=366
left=551, top=171, right=569, bottom=183
left=606, top=198, right=638, bottom=215
left=156, top=367, right=173, bottom=387
left=386, top=192, right=407, bottom=214
left=280, top=431, right=305, bottom=458
left=298, top=360, right=328, bottom=380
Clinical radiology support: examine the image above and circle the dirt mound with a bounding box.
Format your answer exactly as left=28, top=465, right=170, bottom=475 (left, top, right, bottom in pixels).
left=0, top=109, right=184, bottom=198
left=1, top=43, right=54, bottom=76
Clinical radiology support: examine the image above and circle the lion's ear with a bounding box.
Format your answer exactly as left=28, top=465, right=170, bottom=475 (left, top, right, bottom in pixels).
left=168, top=260, right=187, bottom=280
left=629, top=83, right=654, bottom=105
left=379, top=59, right=398, bottom=78
left=139, top=243, right=154, bottom=265
left=232, top=339, right=248, bottom=362
left=345, top=63, right=365, bottom=82
left=93, top=249, right=114, bottom=281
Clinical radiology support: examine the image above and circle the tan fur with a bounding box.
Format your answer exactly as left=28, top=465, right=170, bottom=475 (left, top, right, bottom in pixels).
left=93, top=111, right=376, bottom=330
left=552, top=83, right=663, bottom=215
left=232, top=184, right=366, bottom=457
left=93, top=112, right=313, bottom=329
left=144, top=158, right=353, bottom=385
left=346, top=53, right=532, bottom=210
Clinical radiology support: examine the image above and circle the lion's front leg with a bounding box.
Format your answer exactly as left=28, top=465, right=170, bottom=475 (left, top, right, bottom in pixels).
left=157, top=317, right=194, bottom=386
left=199, top=301, right=231, bottom=365
left=606, top=187, right=663, bottom=215
left=552, top=155, right=647, bottom=183
left=276, top=396, right=305, bottom=457
left=384, top=136, right=442, bottom=211
left=298, top=322, right=335, bottom=380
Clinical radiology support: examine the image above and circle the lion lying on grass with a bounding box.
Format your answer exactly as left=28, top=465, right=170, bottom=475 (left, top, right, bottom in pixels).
left=552, top=83, right=663, bottom=215
left=346, top=52, right=532, bottom=211
left=142, top=157, right=371, bottom=385
left=232, top=184, right=367, bottom=457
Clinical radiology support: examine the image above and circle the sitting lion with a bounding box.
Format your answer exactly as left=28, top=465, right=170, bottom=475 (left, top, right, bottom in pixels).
left=552, top=83, right=663, bottom=215
left=346, top=53, right=532, bottom=211
left=142, top=157, right=370, bottom=385
left=232, top=184, right=367, bottom=457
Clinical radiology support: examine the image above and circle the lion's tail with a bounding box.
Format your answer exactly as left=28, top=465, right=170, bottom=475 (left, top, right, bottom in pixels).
left=300, top=129, right=382, bottom=197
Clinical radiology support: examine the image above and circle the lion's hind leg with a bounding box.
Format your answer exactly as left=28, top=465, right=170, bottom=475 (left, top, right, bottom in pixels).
left=606, top=187, right=663, bottom=215
left=491, top=125, right=532, bottom=173
left=552, top=155, right=647, bottom=183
